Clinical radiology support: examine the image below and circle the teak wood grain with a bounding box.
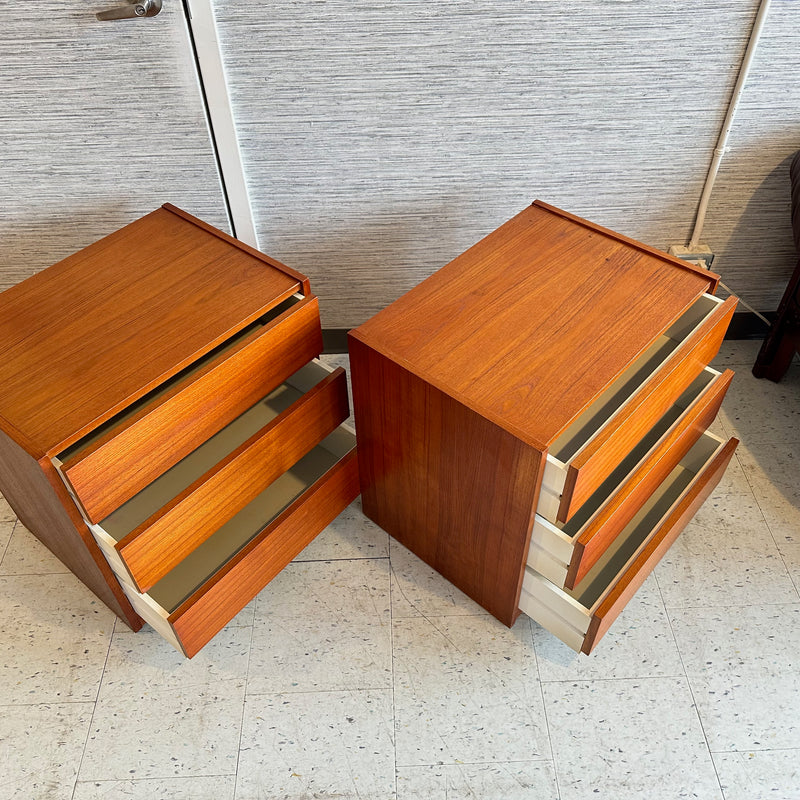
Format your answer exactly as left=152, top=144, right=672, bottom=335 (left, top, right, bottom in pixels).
left=116, top=368, right=349, bottom=592
left=349, top=336, right=544, bottom=626
left=565, top=369, right=734, bottom=589
left=0, top=428, right=143, bottom=630
left=0, top=205, right=301, bottom=458
left=169, top=449, right=359, bottom=658
left=350, top=202, right=718, bottom=452
left=61, top=295, right=323, bottom=523
left=558, top=294, right=737, bottom=522
left=582, top=437, right=738, bottom=653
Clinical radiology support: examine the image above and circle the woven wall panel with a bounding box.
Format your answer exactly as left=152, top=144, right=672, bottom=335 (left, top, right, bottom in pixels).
left=214, top=1, right=761, bottom=327
left=0, top=2, right=227, bottom=292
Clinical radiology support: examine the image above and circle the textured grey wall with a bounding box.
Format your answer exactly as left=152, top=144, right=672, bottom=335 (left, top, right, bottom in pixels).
left=214, top=0, right=797, bottom=328
left=0, top=1, right=227, bottom=292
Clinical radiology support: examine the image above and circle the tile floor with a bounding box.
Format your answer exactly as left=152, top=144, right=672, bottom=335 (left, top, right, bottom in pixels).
left=1, top=342, right=799, bottom=800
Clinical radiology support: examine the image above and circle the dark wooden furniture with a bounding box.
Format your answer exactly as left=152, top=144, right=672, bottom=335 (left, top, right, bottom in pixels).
left=349, top=201, right=738, bottom=654
left=0, top=205, right=358, bottom=657
left=753, top=150, right=800, bottom=381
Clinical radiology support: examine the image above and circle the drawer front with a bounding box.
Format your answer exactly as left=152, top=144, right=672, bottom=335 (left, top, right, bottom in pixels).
left=520, top=433, right=738, bottom=654
left=114, top=368, right=350, bottom=592
left=565, top=367, right=733, bottom=588
left=527, top=367, right=733, bottom=589
left=60, top=294, right=323, bottom=523
left=556, top=294, right=736, bottom=523
left=171, top=448, right=359, bottom=658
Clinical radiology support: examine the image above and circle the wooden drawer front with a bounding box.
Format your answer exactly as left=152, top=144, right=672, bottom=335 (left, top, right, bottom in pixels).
left=58, top=294, right=323, bottom=523
left=85, top=360, right=348, bottom=591
left=92, top=425, right=358, bottom=658
left=520, top=432, right=737, bottom=654
left=527, top=366, right=733, bottom=590
left=538, top=293, right=736, bottom=524
left=116, top=368, right=348, bottom=592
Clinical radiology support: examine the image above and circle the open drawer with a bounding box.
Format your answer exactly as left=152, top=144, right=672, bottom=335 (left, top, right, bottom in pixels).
left=537, top=292, right=736, bottom=524
left=56, top=292, right=323, bottom=523
left=60, top=360, right=348, bottom=594
left=527, top=366, right=733, bottom=591
left=88, top=416, right=357, bottom=657
left=520, top=430, right=738, bottom=654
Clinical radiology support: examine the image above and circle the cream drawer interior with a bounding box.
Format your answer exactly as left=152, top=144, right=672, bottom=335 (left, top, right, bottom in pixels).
left=521, top=430, right=729, bottom=652
left=527, top=366, right=722, bottom=586
left=74, top=359, right=336, bottom=575
left=97, top=423, right=355, bottom=653
left=536, top=292, right=723, bottom=522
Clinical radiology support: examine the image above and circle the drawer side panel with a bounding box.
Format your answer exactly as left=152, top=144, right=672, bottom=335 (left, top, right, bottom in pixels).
left=350, top=336, right=544, bottom=626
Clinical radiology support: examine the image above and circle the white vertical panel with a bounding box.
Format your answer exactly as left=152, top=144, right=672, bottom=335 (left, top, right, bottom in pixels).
left=0, top=0, right=227, bottom=291
left=212, top=0, right=759, bottom=327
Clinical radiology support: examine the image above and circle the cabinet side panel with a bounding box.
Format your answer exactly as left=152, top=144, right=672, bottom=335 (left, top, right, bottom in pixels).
left=0, top=428, right=142, bottom=629
left=349, top=336, right=543, bottom=626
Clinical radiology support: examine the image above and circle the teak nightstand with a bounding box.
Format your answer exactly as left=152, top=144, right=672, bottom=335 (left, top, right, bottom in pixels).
left=349, top=201, right=738, bottom=653
left=0, top=205, right=358, bottom=657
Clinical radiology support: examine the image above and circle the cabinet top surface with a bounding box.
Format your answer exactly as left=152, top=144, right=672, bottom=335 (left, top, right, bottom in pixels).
left=351, top=201, right=718, bottom=449
left=0, top=205, right=302, bottom=456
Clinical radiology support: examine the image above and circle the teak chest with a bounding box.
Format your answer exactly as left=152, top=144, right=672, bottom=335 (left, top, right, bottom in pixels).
left=0, top=205, right=358, bottom=657
left=349, top=201, right=738, bottom=653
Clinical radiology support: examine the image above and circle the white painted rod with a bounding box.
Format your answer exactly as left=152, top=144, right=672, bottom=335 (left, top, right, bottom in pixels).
left=688, top=0, right=771, bottom=249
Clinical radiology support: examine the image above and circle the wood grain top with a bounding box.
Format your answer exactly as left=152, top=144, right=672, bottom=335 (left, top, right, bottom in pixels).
left=0, top=205, right=302, bottom=457
left=350, top=201, right=719, bottom=450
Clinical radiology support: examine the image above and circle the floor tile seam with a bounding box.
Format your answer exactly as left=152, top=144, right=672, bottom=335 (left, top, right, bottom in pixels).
left=292, top=555, right=392, bottom=563
left=709, top=745, right=800, bottom=754
left=0, top=699, right=101, bottom=708
left=72, top=617, right=119, bottom=795
left=394, top=756, right=556, bottom=769
left=389, top=542, right=398, bottom=800
left=538, top=672, right=686, bottom=684
left=530, top=619, right=560, bottom=796
left=73, top=774, right=239, bottom=785
left=0, top=517, right=16, bottom=565
left=663, top=599, right=800, bottom=613
left=658, top=581, right=726, bottom=800
left=234, top=616, right=256, bottom=796
left=243, top=686, right=394, bottom=699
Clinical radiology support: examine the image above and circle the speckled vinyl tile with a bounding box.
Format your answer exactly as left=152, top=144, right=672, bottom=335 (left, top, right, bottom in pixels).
left=0, top=574, right=115, bottom=704
left=254, top=557, right=391, bottom=621
left=294, top=498, right=389, bottom=561
left=247, top=559, right=391, bottom=694
left=390, top=539, right=490, bottom=618
left=710, top=340, right=764, bottom=369
left=718, top=365, right=800, bottom=443
left=0, top=701, right=94, bottom=800
left=72, top=776, right=236, bottom=800
left=654, top=515, right=797, bottom=609
left=543, top=677, right=722, bottom=800
left=393, top=614, right=550, bottom=766
left=0, top=522, right=70, bottom=575
left=532, top=574, right=683, bottom=680
left=669, top=603, right=800, bottom=752
left=78, top=626, right=250, bottom=781
left=712, top=749, right=800, bottom=800
left=235, top=689, right=395, bottom=800
left=395, top=761, right=560, bottom=800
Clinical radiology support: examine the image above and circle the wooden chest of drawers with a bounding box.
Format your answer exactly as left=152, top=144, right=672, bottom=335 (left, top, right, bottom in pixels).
left=0, top=205, right=358, bottom=657
left=349, top=201, right=738, bottom=654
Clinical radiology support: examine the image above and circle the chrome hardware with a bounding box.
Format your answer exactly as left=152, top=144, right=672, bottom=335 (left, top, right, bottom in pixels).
left=96, top=0, right=162, bottom=20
